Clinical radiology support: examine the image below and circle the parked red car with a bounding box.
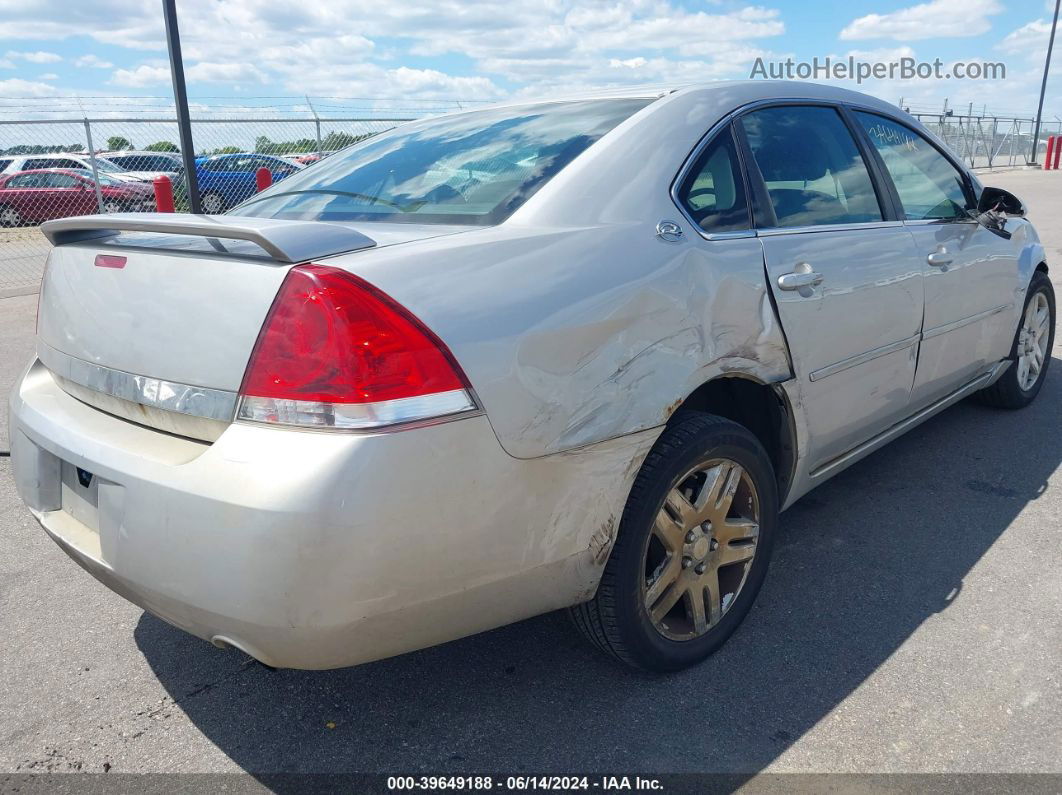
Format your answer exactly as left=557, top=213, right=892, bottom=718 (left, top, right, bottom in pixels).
left=0, top=168, right=155, bottom=227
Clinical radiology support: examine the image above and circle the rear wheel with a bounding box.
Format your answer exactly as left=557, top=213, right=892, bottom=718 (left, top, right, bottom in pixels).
left=570, top=413, right=777, bottom=671
left=102, top=200, right=123, bottom=214
left=201, top=192, right=225, bottom=214
left=0, top=204, right=22, bottom=227
left=975, top=270, right=1055, bottom=409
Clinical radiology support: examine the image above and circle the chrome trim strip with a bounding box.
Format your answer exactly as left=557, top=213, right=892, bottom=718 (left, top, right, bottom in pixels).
left=757, top=221, right=903, bottom=237
left=922, top=303, right=1012, bottom=341
left=37, top=342, right=238, bottom=422
left=902, top=218, right=977, bottom=227
left=808, top=333, right=920, bottom=383
left=703, top=229, right=757, bottom=241
left=809, top=361, right=1009, bottom=481
left=236, top=389, right=479, bottom=431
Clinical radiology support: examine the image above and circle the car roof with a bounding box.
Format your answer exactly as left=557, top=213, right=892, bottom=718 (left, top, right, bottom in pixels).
left=411, top=80, right=902, bottom=124
left=103, top=150, right=180, bottom=156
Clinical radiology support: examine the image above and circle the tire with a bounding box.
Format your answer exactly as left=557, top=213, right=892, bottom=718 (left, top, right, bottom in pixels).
left=570, top=412, right=777, bottom=672
left=0, top=204, right=22, bottom=227
left=975, top=269, right=1055, bottom=409
left=201, top=192, right=225, bottom=214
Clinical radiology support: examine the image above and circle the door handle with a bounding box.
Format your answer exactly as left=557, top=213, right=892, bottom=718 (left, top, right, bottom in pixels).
left=777, top=263, right=824, bottom=291
left=927, top=247, right=953, bottom=267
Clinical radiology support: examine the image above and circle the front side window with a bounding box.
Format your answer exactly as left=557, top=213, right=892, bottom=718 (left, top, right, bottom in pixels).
left=854, top=112, right=973, bottom=221
left=231, top=98, right=653, bottom=225
left=740, top=105, right=883, bottom=228
left=676, top=128, right=750, bottom=234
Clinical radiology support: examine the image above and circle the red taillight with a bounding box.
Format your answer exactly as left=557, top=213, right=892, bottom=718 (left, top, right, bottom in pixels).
left=237, top=264, right=475, bottom=429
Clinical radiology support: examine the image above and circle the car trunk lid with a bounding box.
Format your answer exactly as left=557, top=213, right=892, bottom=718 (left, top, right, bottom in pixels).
left=36, top=213, right=473, bottom=441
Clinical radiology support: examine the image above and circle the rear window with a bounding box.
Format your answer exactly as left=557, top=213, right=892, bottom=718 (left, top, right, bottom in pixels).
left=230, top=99, right=652, bottom=225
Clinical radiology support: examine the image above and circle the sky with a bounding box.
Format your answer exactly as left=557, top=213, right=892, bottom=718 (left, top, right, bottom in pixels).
left=0, top=0, right=1058, bottom=120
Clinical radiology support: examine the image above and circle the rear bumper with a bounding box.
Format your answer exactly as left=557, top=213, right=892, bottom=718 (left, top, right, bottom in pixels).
left=9, top=358, right=655, bottom=669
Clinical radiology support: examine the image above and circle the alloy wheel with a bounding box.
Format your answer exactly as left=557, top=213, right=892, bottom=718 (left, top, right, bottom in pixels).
left=0, top=206, right=21, bottom=227
left=1017, top=291, right=1051, bottom=391
left=202, top=193, right=224, bottom=214
left=642, top=458, right=760, bottom=641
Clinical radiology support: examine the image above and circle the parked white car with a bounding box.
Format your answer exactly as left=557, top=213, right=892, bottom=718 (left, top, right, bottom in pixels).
left=9, top=82, right=1054, bottom=671
left=0, top=153, right=148, bottom=183
left=99, top=150, right=182, bottom=182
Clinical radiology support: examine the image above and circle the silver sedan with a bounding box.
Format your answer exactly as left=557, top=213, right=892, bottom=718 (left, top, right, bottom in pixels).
left=9, top=81, right=1054, bottom=671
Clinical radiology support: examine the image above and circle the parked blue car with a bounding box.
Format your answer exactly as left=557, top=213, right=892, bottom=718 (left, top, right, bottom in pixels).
left=194, top=153, right=303, bottom=213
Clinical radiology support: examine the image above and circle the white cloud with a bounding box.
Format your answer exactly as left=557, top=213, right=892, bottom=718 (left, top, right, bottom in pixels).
left=610, top=57, right=648, bottom=69
left=0, top=0, right=789, bottom=99
left=75, top=54, right=114, bottom=68
left=840, top=0, right=1003, bottom=40
left=0, top=77, right=59, bottom=96
left=109, top=64, right=170, bottom=87
left=186, top=62, right=267, bottom=83
left=4, top=50, right=62, bottom=63
left=37, top=73, right=59, bottom=80
left=999, top=19, right=1052, bottom=57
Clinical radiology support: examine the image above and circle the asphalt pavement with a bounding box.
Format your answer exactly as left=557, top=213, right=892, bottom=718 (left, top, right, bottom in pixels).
left=0, top=169, right=1059, bottom=784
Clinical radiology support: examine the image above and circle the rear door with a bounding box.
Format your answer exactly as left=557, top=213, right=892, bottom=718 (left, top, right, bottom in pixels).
left=739, top=103, right=925, bottom=471
left=852, top=111, right=1019, bottom=409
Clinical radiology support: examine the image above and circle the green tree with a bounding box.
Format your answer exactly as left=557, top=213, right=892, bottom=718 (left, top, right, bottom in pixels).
left=145, top=140, right=179, bottom=152
left=106, top=136, right=133, bottom=151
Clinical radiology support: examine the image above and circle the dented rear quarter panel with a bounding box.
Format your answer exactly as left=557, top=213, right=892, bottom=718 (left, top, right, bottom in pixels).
left=324, top=84, right=846, bottom=459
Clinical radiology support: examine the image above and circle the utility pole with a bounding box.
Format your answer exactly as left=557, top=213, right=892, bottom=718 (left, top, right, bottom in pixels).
left=162, top=0, right=201, bottom=212
left=1031, top=0, right=1061, bottom=165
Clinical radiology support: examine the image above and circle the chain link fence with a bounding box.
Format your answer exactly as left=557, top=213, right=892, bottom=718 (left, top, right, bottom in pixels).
left=0, top=116, right=411, bottom=296
left=908, top=112, right=1062, bottom=170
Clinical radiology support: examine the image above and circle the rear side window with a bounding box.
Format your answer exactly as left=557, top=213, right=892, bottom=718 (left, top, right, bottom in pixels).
left=676, top=129, right=750, bottom=234
left=740, top=106, right=883, bottom=228
left=24, top=158, right=82, bottom=170
left=854, top=112, right=973, bottom=221
left=231, top=98, right=653, bottom=225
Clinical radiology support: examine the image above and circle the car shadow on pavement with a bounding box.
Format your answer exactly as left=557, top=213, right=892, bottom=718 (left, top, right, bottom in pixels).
left=135, top=359, right=1062, bottom=777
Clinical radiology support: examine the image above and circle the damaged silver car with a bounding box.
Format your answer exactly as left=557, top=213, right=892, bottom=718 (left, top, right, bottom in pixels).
left=9, top=81, right=1054, bottom=671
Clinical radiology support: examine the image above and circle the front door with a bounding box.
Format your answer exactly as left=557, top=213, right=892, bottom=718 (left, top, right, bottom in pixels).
left=739, top=104, right=925, bottom=471
left=852, top=111, right=1019, bottom=408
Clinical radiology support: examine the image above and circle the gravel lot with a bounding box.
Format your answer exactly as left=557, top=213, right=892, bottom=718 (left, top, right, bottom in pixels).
left=0, top=169, right=1059, bottom=784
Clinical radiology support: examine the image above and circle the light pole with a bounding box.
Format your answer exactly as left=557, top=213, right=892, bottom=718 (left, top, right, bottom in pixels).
left=1031, top=0, right=1061, bottom=165
left=162, top=0, right=201, bottom=212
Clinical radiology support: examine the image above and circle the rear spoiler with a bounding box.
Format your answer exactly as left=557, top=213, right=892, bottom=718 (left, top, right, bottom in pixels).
left=40, top=213, right=376, bottom=264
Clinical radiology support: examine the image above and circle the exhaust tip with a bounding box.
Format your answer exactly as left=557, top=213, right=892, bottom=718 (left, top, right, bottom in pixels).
left=210, top=634, right=277, bottom=669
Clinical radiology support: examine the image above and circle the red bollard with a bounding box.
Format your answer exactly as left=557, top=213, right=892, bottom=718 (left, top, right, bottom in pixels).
left=255, top=167, right=273, bottom=192
left=1054, top=140, right=1061, bottom=171
left=1044, top=137, right=1056, bottom=170
left=153, top=175, right=175, bottom=212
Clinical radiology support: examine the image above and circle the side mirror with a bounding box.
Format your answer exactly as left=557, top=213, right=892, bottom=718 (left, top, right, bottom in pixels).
left=978, top=186, right=1026, bottom=217
left=974, top=186, right=1025, bottom=240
